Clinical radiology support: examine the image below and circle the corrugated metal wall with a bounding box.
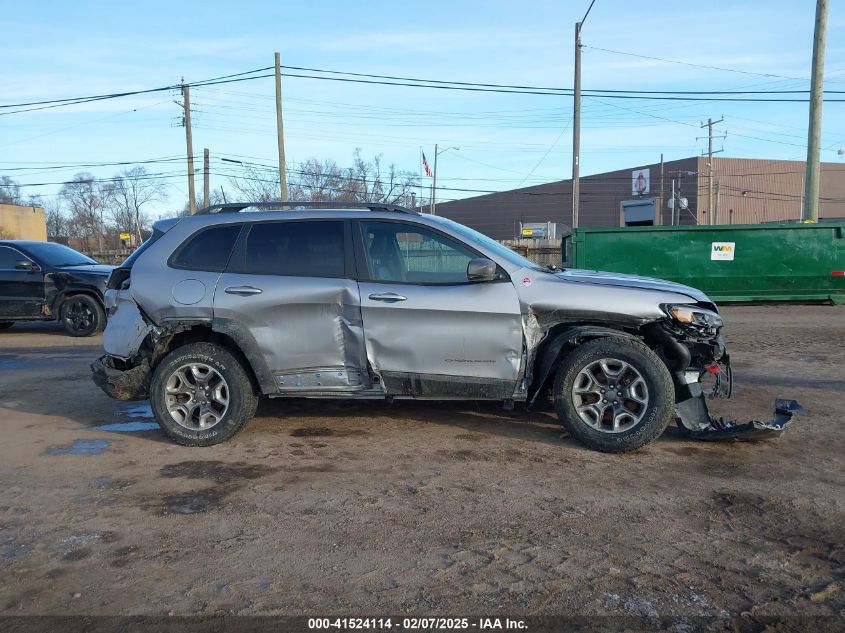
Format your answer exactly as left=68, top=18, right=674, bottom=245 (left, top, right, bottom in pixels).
left=697, top=158, right=845, bottom=225
left=433, top=157, right=845, bottom=239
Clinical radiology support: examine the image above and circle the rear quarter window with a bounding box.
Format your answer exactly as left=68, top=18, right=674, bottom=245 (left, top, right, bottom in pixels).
left=232, top=220, right=345, bottom=278
left=170, top=224, right=242, bottom=272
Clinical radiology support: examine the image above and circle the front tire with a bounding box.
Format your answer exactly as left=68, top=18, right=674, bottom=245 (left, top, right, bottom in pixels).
left=150, top=342, right=258, bottom=447
left=61, top=295, right=105, bottom=337
left=553, top=337, right=674, bottom=453
left=0, top=322, right=14, bottom=330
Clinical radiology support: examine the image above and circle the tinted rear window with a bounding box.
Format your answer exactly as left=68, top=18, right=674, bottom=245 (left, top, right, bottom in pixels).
left=238, top=221, right=345, bottom=278
left=17, top=242, right=96, bottom=267
left=172, top=224, right=242, bottom=272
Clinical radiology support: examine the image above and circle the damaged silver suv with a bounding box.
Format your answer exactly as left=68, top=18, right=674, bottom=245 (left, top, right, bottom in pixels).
left=92, top=202, right=799, bottom=452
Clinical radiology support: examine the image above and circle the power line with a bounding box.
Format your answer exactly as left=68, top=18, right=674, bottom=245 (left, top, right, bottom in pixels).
left=580, top=0, right=598, bottom=25
left=583, top=45, right=814, bottom=82
left=6, top=65, right=845, bottom=117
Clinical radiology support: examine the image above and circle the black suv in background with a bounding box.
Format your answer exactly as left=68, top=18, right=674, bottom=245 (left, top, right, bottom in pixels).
left=0, top=241, right=112, bottom=336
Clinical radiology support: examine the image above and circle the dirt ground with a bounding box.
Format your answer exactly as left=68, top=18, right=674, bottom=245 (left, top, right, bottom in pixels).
left=1, top=305, right=844, bottom=622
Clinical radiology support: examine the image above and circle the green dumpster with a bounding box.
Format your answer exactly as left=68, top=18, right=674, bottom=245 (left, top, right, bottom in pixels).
left=565, top=222, right=845, bottom=303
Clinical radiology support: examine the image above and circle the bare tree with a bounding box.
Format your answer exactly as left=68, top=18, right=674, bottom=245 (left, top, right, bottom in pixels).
left=346, top=150, right=416, bottom=205
left=227, top=164, right=281, bottom=203
left=295, top=158, right=347, bottom=201
left=103, top=166, right=167, bottom=242
left=224, top=150, right=419, bottom=207
left=60, top=173, right=105, bottom=252
left=43, top=198, right=70, bottom=243
left=0, top=176, right=22, bottom=205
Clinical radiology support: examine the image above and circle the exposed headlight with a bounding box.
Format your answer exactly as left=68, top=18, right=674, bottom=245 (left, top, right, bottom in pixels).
left=663, top=304, right=723, bottom=330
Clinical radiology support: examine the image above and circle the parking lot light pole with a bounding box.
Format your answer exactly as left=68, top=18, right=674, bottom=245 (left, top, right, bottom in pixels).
left=431, top=145, right=458, bottom=216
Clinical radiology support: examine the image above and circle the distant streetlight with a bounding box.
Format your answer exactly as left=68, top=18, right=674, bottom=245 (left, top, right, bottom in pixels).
left=430, top=144, right=459, bottom=215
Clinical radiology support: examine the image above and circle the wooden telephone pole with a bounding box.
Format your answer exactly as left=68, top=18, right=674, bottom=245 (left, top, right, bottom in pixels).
left=700, top=116, right=724, bottom=225
left=275, top=52, right=288, bottom=202
left=203, top=148, right=210, bottom=209
left=178, top=83, right=197, bottom=215
left=803, top=0, right=828, bottom=223
left=571, top=21, right=582, bottom=229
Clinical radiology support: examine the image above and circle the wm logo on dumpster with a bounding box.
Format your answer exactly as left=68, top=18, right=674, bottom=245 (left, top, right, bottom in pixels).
left=711, top=242, right=736, bottom=261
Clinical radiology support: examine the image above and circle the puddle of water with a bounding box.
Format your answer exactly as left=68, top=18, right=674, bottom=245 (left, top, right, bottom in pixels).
left=44, top=439, right=111, bottom=455
left=94, top=421, right=160, bottom=432
left=118, top=403, right=153, bottom=418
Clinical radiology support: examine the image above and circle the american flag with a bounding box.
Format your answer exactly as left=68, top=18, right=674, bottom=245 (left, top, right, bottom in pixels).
left=422, top=152, right=432, bottom=177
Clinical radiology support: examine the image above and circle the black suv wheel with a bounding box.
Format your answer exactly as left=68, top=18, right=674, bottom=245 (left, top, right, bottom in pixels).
left=0, top=322, right=14, bottom=329
left=61, top=295, right=106, bottom=337
left=150, top=342, right=258, bottom=446
left=554, top=337, right=674, bottom=453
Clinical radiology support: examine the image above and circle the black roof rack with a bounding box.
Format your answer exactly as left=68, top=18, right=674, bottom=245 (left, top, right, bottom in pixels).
left=195, top=201, right=417, bottom=215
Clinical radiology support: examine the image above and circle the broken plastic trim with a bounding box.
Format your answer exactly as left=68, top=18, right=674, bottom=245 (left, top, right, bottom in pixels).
left=689, top=399, right=804, bottom=441
left=91, top=355, right=151, bottom=401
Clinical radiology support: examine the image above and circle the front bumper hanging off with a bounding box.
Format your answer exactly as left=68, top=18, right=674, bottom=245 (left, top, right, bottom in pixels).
left=687, top=398, right=803, bottom=441
left=674, top=359, right=803, bottom=441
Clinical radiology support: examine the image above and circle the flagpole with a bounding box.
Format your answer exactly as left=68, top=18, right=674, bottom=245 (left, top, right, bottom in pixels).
left=432, top=143, right=438, bottom=215
left=419, top=146, right=423, bottom=212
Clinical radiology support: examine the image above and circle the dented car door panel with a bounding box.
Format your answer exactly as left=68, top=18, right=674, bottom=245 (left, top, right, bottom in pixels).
left=213, top=275, right=369, bottom=392
left=359, top=281, right=523, bottom=398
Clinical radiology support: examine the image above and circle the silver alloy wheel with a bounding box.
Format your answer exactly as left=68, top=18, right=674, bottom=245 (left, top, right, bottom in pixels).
left=571, top=357, right=649, bottom=433
left=164, top=363, right=230, bottom=430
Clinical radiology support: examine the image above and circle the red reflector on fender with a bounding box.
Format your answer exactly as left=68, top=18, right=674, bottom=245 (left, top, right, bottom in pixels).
left=833, top=271, right=845, bottom=276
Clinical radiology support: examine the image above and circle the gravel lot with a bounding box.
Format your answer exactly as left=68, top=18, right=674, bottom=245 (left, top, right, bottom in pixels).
left=1, top=306, right=843, bottom=622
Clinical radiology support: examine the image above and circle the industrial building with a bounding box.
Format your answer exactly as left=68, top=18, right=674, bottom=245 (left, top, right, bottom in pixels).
left=0, top=204, right=47, bottom=241
left=433, top=157, right=845, bottom=240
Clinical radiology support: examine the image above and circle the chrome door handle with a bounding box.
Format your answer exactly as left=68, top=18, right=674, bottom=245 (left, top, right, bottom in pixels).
left=368, top=292, right=407, bottom=303
left=225, top=286, right=263, bottom=296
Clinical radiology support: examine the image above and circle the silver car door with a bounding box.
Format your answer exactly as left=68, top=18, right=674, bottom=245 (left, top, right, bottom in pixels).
left=355, top=219, right=523, bottom=399
left=212, top=219, right=369, bottom=394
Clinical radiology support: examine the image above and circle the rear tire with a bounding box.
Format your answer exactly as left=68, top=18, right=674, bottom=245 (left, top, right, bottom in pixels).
left=150, top=342, right=258, bottom=447
left=61, top=295, right=105, bottom=337
left=0, top=322, right=14, bottom=329
left=553, top=337, right=674, bottom=453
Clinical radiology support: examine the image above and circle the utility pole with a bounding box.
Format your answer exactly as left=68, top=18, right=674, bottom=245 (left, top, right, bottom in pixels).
left=178, top=83, right=196, bottom=215
left=700, top=116, right=724, bottom=225
left=659, top=153, right=664, bottom=224
left=715, top=181, right=721, bottom=224
left=275, top=52, right=288, bottom=202
left=570, top=1, right=596, bottom=230
left=432, top=144, right=438, bottom=215
left=803, top=0, right=828, bottom=223
left=203, top=148, right=210, bottom=209
left=571, top=21, right=582, bottom=229
left=670, top=179, right=676, bottom=226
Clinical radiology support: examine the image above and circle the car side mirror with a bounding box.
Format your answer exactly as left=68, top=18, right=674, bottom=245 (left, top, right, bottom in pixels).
left=15, top=260, right=39, bottom=271
left=467, top=257, right=497, bottom=282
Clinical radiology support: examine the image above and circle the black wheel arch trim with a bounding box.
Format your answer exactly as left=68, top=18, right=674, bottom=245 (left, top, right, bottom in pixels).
left=54, top=287, right=106, bottom=315
left=527, top=325, right=641, bottom=407
left=210, top=317, right=277, bottom=395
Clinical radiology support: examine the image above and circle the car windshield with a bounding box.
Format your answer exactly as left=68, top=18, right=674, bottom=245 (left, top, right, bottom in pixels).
left=428, top=216, right=542, bottom=270
left=24, top=242, right=97, bottom=267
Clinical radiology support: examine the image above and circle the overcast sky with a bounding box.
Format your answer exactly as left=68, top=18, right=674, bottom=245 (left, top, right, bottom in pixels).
left=2, top=0, right=845, bottom=214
